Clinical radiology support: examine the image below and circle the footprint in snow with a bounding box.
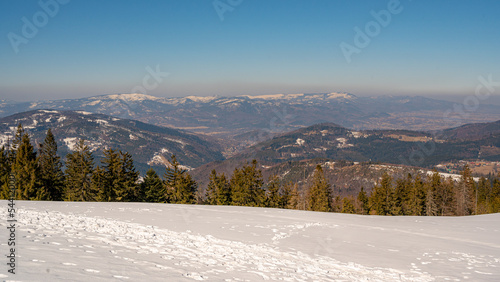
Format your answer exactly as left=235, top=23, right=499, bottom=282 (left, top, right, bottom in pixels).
left=85, top=269, right=100, bottom=273
left=62, top=262, right=77, bottom=266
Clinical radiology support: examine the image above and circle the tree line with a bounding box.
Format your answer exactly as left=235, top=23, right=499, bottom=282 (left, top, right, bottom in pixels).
left=1, top=125, right=499, bottom=216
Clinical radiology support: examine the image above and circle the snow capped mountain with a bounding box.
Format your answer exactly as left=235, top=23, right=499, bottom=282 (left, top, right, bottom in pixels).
left=0, top=110, right=224, bottom=173
left=1, top=92, right=500, bottom=139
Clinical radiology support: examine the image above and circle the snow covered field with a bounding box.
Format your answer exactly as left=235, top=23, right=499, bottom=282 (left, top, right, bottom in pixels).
left=1, top=201, right=499, bottom=281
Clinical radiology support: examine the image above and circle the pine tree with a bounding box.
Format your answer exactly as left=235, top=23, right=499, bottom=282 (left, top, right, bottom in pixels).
left=215, top=172, right=231, bottom=205
left=0, top=146, right=11, bottom=199
left=491, top=174, right=500, bottom=213
left=266, top=174, right=281, bottom=208
left=393, top=176, right=410, bottom=215
left=141, top=168, right=165, bottom=203
left=205, top=169, right=219, bottom=205
left=425, top=171, right=441, bottom=216
left=408, top=174, right=426, bottom=216
left=116, top=151, right=139, bottom=201
left=356, top=187, right=369, bottom=215
left=455, top=165, right=475, bottom=216
left=64, top=139, right=96, bottom=201
left=307, top=165, right=332, bottom=212
left=205, top=169, right=231, bottom=205
left=91, top=166, right=107, bottom=201
left=95, top=149, right=120, bottom=202
left=370, top=172, right=392, bottom=215
left=440, top=178, right=456, bottom=216
left=287, top=183, right=301, bottom=209
left=165, top=155, right=197, bottom=204
left=12, top=134, right=41, bottom=200
left=280, top=182, right=293, bottom=209
left=38, top=129, right=65, bottom=201
left=230, top=160, right=265, bottom=207
left=476, top=177, right=489, bottom=214
left=341, top=196, right=356, bottom=214
left=10, top=124, right=24, bottom=162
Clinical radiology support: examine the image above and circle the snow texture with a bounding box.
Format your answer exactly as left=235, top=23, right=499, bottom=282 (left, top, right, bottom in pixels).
left=0, top=201, right=499, bottom=281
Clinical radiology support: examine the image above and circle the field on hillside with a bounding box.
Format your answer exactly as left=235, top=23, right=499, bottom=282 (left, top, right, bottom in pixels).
left=1, top=201, right=499, bottom=281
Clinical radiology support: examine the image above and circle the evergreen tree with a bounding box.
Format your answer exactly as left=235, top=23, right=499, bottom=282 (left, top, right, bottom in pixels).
left=370, top=172, right=392, bottom=215
left=38, top=129, right=65, bottom=201
left=425, top=172, right=441, bottom=216
left=287, top=183, right=301, bottom=210
left=12, top=134, right=41, bottom=200
left=230, top=160, right=265, bottom=207
left=393, top=176, right=411, bottom=215
left=439, top=178, right=456, bottom=216
left=95, top=149, right=120, bottom=201
left=307, top=165, right=332, bottom=212
left=116, top=151, right=139, bottom=201
left=141, top=168, right=165, bottom=203
left=95, top=149, right=139, bottom=202
left=0, top=146, right=11, bottom=199
left=280, top=182, right=293, bottom=209
left=341, top=196, right=356, bottom=214
left=206, top=169, right=231, bottom=205
left=408, top=174, right=426, bottom=216
left=265, top=174, right=281, bottom=208
left=91, top=166, right=107, bottom=201
left=205, top=169, right=218, bottom=205
left=356, top=187, right=369, bottom=215
left=476, top=177, right=489, bottom=214
left=10, top=124, right=24, bottom=162
left=489, top=173, right=500, bottom=213
left=455, top=165, right=475, bottom=216
left=165, top=155, right=197, bottom=204
left=64, top=139, right=96, bottom=201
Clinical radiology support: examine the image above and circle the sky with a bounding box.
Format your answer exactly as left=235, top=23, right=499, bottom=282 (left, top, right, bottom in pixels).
left=1, top=0, right=499, bottom=102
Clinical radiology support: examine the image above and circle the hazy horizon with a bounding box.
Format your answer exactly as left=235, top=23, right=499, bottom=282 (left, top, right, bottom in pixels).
left=1, top=0, right=499, bottom=102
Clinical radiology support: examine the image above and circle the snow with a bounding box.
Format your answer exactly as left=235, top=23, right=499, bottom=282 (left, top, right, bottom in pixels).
left=296, top=138, right=305, bottom=146
left=164, top=137, right=187, bottom=148
left=63, top=137, right=79, bottom=151
left=104, top=93, right=163, bottom=101
left=244, top=94, right=286, bottom=100
left=39, top=110, right=59, bottom=113
left=129, top=134, right=138, bottom=141
left=0, top=133, right=11, bottom=148
left=75, top=111, right=92, bottom=115
left=185, top=96, right=217, bottom=103
left=1, top=201, right=499, bottom=281
left=423, top=170, right=481, bottom=182
left=95, top=119, right=109, bottom=126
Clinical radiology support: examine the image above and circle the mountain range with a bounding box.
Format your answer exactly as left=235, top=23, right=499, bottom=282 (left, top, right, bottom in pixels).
left=1, top=93, right=500, bottom=187
left=190, top=121, right=500, bottom=191
left=2, top=93, right=500, bottom=140
left=0, top=110, right=224, bottom=173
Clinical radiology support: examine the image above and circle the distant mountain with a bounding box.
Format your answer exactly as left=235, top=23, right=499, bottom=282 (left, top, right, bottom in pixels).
left=2, top=93, right=500, bottom=139
left=0, top=110, right=224, bottom=173
left=440, top=120, right=500, bottom=141
left=191, top=121, right=500, bottom=190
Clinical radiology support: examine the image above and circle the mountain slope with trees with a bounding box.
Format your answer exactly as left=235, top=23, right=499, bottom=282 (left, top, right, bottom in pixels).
left=0, top=110, right=224, bottom=173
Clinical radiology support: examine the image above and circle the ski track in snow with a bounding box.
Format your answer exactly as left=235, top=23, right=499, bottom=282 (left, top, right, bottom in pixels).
left=1, top=202, right=499, bottom=281
left=14, top=209, right=429, bottom=281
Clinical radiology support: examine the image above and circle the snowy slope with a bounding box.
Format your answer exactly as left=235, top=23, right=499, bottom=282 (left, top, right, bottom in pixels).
left=1, top=201, right=499, bottom=281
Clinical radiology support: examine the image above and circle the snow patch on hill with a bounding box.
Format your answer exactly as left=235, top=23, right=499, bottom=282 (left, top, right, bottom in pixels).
left=63, top=137, right=79, bottom=151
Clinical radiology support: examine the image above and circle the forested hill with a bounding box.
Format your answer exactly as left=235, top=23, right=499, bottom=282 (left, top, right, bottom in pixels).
left=0, top=110, right=224, bottom=172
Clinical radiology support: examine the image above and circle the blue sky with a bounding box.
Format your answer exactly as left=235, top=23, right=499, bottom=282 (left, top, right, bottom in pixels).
left=1, top=0, right=499, bottom=101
